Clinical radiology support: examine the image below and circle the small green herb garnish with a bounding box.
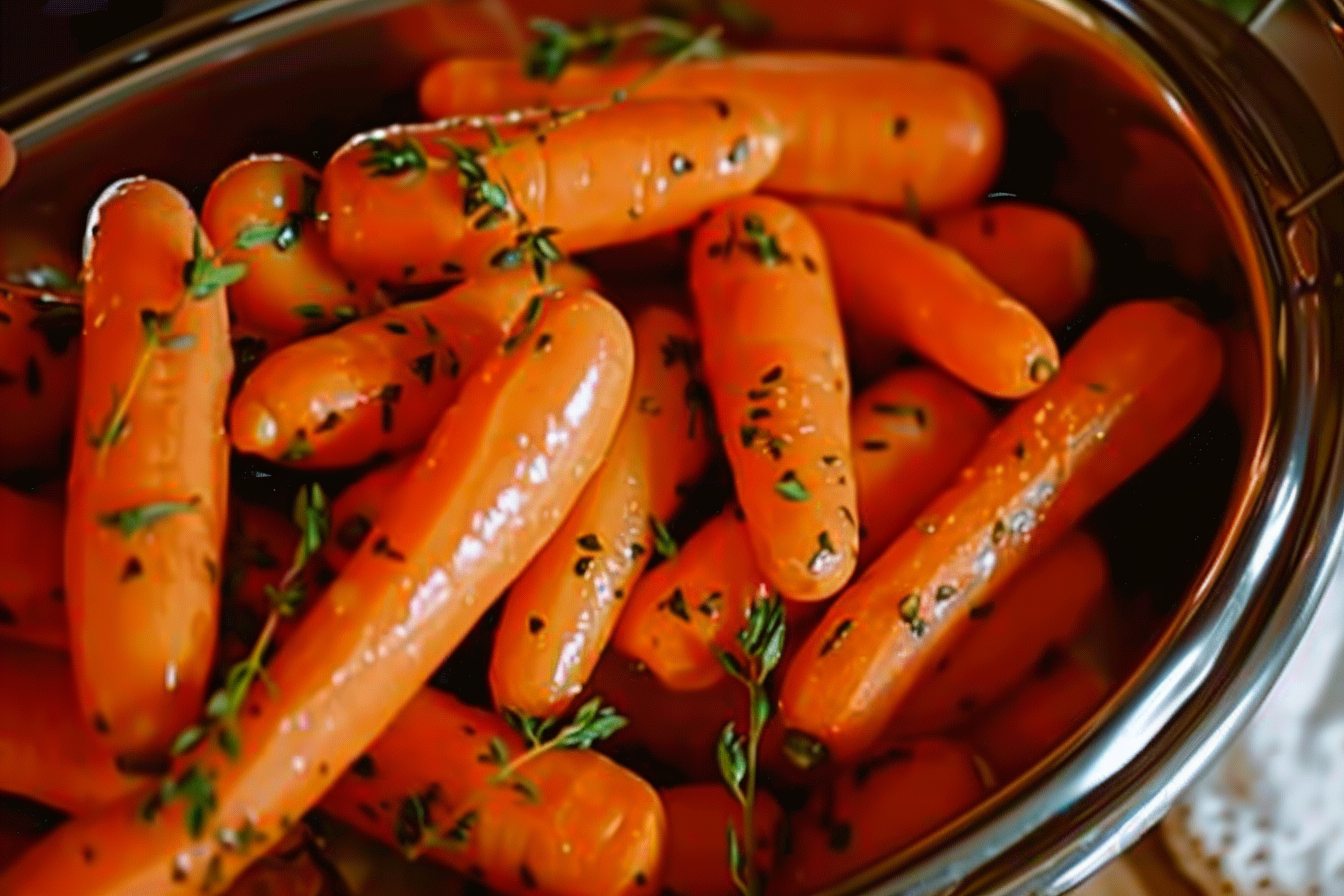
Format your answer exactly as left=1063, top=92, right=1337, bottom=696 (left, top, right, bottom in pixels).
left=650, top=515, right=678, bottom=559
left=185, top=228, right=248, bottom=299
left=524, top=16, right=724, bottom=83
left=491, top=227, right=565, bottom=285
left=360, top=136, right=430, bottom=178
left=98, top=497, right=200, bottom=538
left=740, top=214, right=788, bottom=265
left=774, top=471, right=810, bottom=502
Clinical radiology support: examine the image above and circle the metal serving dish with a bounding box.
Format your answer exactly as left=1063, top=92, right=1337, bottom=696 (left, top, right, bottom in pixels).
left=1, top=0, right=1342, bottom=893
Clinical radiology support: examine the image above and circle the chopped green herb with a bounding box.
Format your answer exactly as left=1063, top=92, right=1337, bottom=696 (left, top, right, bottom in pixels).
left=184, top=227, right=248, bottom=299
left=360, top=136, right=429, bottom=178
left=98, top=497, right=200, bottom=538
left=740, top=213, right=788, bottom=265
left=650, top=515, right=678, bottom=559
left=774, top=471, right=810, bottom=502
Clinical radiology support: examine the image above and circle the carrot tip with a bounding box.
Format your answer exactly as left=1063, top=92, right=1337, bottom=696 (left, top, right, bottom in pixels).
left=782, top=729, right=828, bottom=770
left=231, top=402, right=279, bottom=451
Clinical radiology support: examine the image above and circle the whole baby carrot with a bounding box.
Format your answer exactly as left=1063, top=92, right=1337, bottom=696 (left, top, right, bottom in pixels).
left=230, top=264, right=593, bottom=468
left=0, top=485, right=67, bottom=650
left=929, top=202, right=1095, bottom=328
left=689, top=195, right=857, bottom=602
left=323, top=689, right=665, bottom=896
left=320, top=99, right=781, bottom=286
left=0, top=287, right=633, bottom=895
left=418, top=53, right=1002, bottom=212
left=780, top=300, right=1222, bottom=765
left=322, top=455, right=420, bottom=573
left=201, top=154, right=385, bottom=356
left=66, top=178, right=236, bottom=761
left=490, top=305, right=713, bottom=717
left=0, top=283, right=81, bottom=473
left=658, top=783, right=783, bottom=896
left=808, top=202, right=1059, bottom=399
left=888, top=530, right=1108, bottom=736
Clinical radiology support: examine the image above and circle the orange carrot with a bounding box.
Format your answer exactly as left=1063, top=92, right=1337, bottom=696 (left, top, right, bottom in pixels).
left=808, top=202, right=1059, bottom=399
left=968, top=649, right=1111, bottom=779
left=929, top=202, right=1095, bottom=328
left=0, top=133, right=13, bottom=193
left=771, top=739, right=985, bottom=895
left=319, top=100, right=781, bottom=286
left=0, top=485, right=67, bottom=650
left=201, top=154, right=385, bottom=360
left=0, top=288, right=633, bottom=895
left=491, top=305, right=713, bottom=717
left=66, top=178, right=234, bottom=760
left=781, top=300, right=1222, bottom=765
left=419, top=54, right=1002, bottom=211
left=323, top=455, right=420, bottom=573
left=230, top=264, right=593, bottom=468
left=888, top=530, right=1108, bottom=735
left=0, top=284, right=81, bottom=473
left=689, top=195, right=856, bottom=602
left=659, top=784, right=783, bottom=896
left=324, top=689, right=664, bottom=896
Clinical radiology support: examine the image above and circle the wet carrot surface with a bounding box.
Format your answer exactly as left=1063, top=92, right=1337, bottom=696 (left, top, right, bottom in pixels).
left=0, top=485, right=67, bottom=650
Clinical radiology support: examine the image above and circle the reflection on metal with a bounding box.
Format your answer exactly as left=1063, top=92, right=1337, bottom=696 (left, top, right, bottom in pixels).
left=1282, top=167, right=1344, bottom=219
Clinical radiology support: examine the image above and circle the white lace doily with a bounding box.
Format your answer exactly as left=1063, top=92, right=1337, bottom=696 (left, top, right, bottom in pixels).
left=1161, top=565, right=1344, bottom=896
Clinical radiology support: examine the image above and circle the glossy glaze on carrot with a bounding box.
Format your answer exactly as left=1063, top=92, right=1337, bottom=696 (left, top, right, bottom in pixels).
left=324, top=688, right=665, bottom=896
left=690, top=195, right=856, bottom=602
left=320, top=100, right=781, bottom=286
left=0, top=283, right=81, bottom=473
left=66, top=178, right=233, bottom=760
left=418, top=54, right=1003, bottom=212
left=230, top=264, right=593, bottom=468
left=491, top=305, right=713, bottom=717
left=808, top=202, right=1059, bottom=399
left=0, top=289, right=633, bottom=895
left=0, top=485, right=67, bottom=650
left=780, top=300, right=1222, bottom=764
left=659, top=784, right=783, bottom=896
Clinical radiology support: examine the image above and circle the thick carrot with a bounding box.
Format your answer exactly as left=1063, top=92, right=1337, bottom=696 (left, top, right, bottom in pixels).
left=66, top=178, right=233, bottom=760
left=771, top=739, right=985, bottom=895
left=319, top=99, right=781, bottom=286
left=419, top=54, right=1002, bottom=212
left=491, top=305, right=713, bottom=717
left=808, top=202, right=1059, bottom=399
left=230, top=264, right=593, bottom=468
left=201, top=154, right=385, bottom=357
left=322, top=455, right=420, bottom=573
left=0, top=288, right=633, bottom=895
left=929, top=202, right=1095, bottom=328
left=0, top=485, right=67, bottom=650
left=780, top=300, right=1223, bottom=765
left=888, top=530, right=1107, bottom=736
left=0, top=283, right=81, bottom=473
left=324, top=688, right=664, bottom=896
left=659, top=784, right=783, bottom=896
left=689, top=195, right=856, bottom=602
left=968, top=649, right=1111, bottom=779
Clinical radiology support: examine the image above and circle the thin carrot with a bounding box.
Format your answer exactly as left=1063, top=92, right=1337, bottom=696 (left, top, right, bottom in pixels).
left=200, top=154, right=385, bottom=362
left=808, top=202, right=1059, bottom=399
left=319, top=99, right=781, bottom=286
left=322, top=455, right=420, bottom=573
left=771, top=739, right=985, bottom=895
left=0, top=287, right=634, bottom=895
left=929, top=202, right=1095, bottom=328
left=323, top=689, right=664, bottom=896
left=689, top=195, right=856, bottom=602
left=229, top=264, right=593, bottom=468
left=418, top=53, right=1003, bottom=212
left=0, top=485, right=67, bottom=650
left=658, top=783, right=783, bottom=896
left=780, top=299, right=1223, bottom=765
left=66, top=178, right=236, bottom=761
left=888, top=530, right=1108, bottom=736
left=491, top=305, right=713, bottom=717
left=968, top=649, right=1111, bottom=780
left=0, top=283, right=81, bottom=473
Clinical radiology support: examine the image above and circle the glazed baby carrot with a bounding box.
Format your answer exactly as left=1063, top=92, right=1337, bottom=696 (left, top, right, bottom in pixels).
left=230, top=264, right=593, bottom=468
left=324, top=688, right=664, bottom=896
left=968, top=649, right=1111, bottom=779
left=66, top=178, right=235, bottom=761
left=0, top=283, right=81, bottom=473
left=490, top=305, right=713, bottom=717
left=929, top=202, right=1095, bottom=328
left=0, top=288, right=633, bottom=895
left=419, top=53, right=1002, bottom=212
left=659, top=784, right=783, bottom=896
left=781, top=299, right=1222, bottom=765
left=888, top=530, right=1108, bottom=736
left=201, top=154, right=384, bottom=358
left=0, top=485, right=67, bottom=650
left=320, top=99, right=781, bottom=286
left=323, top=455, right=420, bottom=573
left=689, top=195, right=856, bottom=602
left=808, top=202, right=1059, bottom=399
left=771, top=739, right=985, bottom=895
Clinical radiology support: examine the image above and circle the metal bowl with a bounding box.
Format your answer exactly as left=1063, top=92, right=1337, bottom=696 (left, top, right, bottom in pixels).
left=1, top=1, right=1342, bottom=894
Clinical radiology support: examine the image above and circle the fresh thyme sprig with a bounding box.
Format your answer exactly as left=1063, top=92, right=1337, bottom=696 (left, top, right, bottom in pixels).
left=715, top=595, right=786, bottom=896
left=524, top=16, right=724, bottom=82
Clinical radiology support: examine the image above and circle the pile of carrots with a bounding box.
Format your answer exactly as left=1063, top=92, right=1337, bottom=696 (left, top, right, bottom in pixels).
left=0, top=13, right=1224, bottom=896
